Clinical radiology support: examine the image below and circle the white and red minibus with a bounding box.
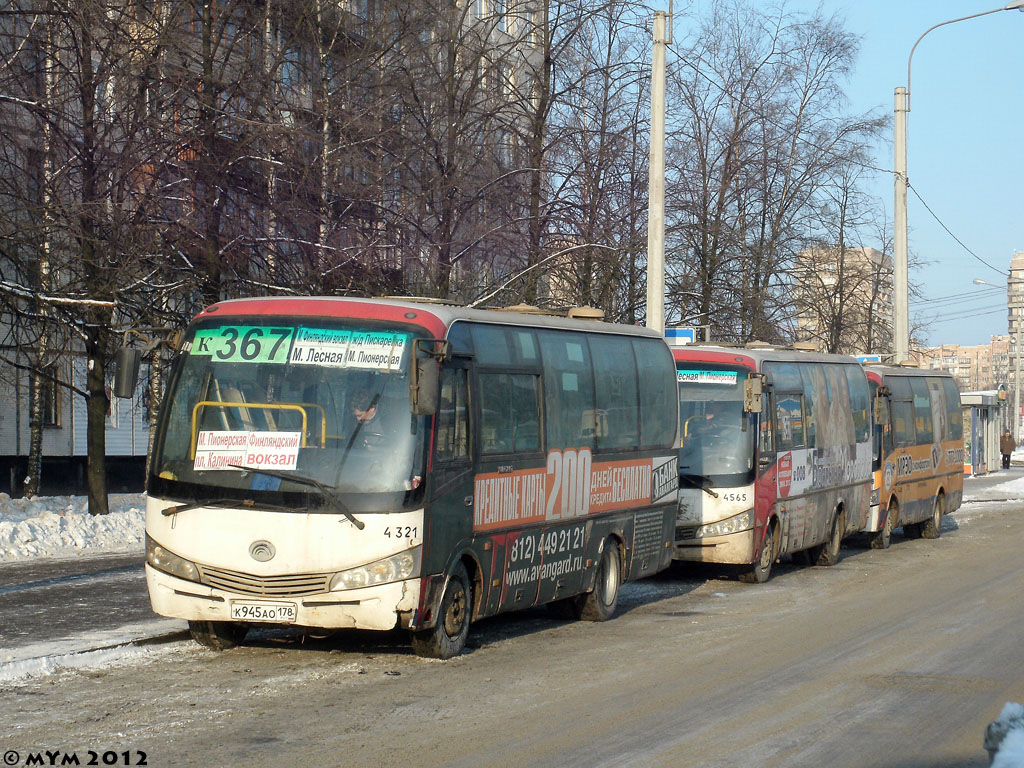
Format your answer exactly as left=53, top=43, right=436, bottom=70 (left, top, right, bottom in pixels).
left=117, top=297, right=679, bottom=657
left=672, top=345, right=872, bottom=582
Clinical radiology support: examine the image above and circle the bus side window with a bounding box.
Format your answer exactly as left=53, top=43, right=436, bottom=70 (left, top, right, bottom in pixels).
left=909, top=378, right=933, bottom=444
left=436, top=368, right=470, bottom=462
left=775, top=394, right=804, bottom=451
left=590, top=335, right=640, bottom=451
left=479, top=372, right=541, bottom=454
left=888, top=376, right=916, bottom=447
left=942, top=377, right=963, bottom=440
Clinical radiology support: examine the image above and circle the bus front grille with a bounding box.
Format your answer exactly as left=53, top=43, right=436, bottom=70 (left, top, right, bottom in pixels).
left=198, top=564, right=331, bottom=597
left=675, top=526, right=699, bottom=541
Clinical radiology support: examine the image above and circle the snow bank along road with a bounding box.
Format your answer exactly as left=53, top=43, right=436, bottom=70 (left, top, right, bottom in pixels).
left=2, top=476, right=1024, bottom=767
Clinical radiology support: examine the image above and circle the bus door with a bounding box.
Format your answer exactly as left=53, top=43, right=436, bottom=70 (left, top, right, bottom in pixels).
left=470, top=356, right=547, bottom=615
left=755, top=386, right=780, bottom=542
left=427, top=363, right=477, bottom=591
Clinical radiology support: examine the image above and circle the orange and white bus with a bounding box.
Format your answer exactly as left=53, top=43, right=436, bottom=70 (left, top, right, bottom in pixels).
left=116, top=297, right=679, bottom=658
left=671, top=345, right=872, bottom=582
left=863, top=365, right=963, bottom=548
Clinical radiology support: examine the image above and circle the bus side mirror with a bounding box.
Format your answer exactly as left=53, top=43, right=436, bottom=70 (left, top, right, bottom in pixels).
left=411, top=356, right=439, bottom=415
left=410, top=339, right=449, bottom=415
left=113, top=347, right=142, bottom=399
left=874, top=395, right=890, bottom=425
left=744, top=375, right=764, bottom=413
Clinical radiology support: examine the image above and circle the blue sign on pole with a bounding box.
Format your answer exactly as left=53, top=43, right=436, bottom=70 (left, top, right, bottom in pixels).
left=666, top=327, right=696, bottom=346
left=855, top=354, right=882, bottom=364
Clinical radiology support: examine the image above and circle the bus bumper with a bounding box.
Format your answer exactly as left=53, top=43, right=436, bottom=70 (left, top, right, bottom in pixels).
left=145, top=564, right=420, bottom=632
left=673, top=528, right=755, bottom=565
left=865, top=503, right=884, bottom=533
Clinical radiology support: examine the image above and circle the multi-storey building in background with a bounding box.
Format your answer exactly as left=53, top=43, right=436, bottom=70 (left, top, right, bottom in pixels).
left=792, top=246, right=894, bottom=355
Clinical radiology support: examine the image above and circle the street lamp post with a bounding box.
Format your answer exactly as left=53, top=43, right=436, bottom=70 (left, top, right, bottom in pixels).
left=893, top=2, right=1024, bottom=364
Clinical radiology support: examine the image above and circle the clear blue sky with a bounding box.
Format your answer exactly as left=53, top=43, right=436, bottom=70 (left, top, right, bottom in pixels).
left=681, top=0, right=1023, bottom=347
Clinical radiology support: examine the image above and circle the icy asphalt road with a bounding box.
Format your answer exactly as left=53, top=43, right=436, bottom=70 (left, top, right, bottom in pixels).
left=1, top=470, right=1022, bottom=767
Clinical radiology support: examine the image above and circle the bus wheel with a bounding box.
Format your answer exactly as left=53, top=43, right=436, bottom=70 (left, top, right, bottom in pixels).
left=580, top=540, right=621, bottom=622
left=870, top=506, right=896, bottom=550
left=412, top=562, right=471, bottom=659
left=740, top=525, right=776, bottom=584
left=816, top=511, right=844, bottom=567
left=920, top=493, right=945, bottom=540
left=188, top=620, right=248, bottom=650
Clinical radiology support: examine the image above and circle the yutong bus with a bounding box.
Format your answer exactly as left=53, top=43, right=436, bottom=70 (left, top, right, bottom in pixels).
left=863, top=364, right=963, bottom=548
left=117, top=297, right=679, bottom=658
left=671, top=345, right=872, bottom=583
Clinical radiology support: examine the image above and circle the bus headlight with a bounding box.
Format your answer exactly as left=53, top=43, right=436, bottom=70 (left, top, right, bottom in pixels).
left=146, top=534, right=200, bottom=582
left=870, top=488, right=880, bottom=505
left=695, top=509, right=753, bottom=538
left=329, top=547, right=421, bottom=591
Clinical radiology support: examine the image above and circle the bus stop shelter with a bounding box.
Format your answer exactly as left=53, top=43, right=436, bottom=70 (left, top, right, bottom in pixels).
left=960, top=391, right=1003, bottom=476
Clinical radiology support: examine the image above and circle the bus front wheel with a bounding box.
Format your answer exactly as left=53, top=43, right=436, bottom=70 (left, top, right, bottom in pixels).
left=413, top=562, right=471, bottom=659
left=580, top=540, right=621, bottom=622
left=870, top=504, right=896, bottom=550
left=739, top=524, right=776, bottom=583
left=920, top=494, right=944, bottom=539
left=188, top=620, right=248, bottom=650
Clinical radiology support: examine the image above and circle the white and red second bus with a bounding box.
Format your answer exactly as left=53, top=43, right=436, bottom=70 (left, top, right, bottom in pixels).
left=672, top=345, right=873, bottom=582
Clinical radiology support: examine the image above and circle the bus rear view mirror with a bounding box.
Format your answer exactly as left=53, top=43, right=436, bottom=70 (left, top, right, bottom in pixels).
left=874, top=394, right=890, bottom=425
left=744, top=375, right=764, bottom=413
left=113, top=347, right=142, bottom=399
left=410, top=338, right=449, bottom=415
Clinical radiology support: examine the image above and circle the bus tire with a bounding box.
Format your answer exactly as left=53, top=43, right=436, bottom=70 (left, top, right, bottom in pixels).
left=412, top=562, right=471, bottom=659
left=870, top=505, right=896, bottom=550
left=740, top=524, right=776, bottom=584
left=188, top=620, right=248, bottom=651
left=815, top=511, right=844, bottom=567
left=580, top=539, right=621, bottom=622
left=920, top=493, right=944, bottom=540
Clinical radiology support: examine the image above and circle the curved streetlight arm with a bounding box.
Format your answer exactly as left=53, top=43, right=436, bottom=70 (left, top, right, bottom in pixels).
left=907, top=2, right=1024, bottom=110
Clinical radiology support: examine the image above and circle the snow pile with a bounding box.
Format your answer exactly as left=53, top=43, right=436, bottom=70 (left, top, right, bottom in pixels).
left=0, top=493, right=146, bottom=561
left=986, top=703, right=1024, bottom=767
left=982, top=476, right=1024, bottom=500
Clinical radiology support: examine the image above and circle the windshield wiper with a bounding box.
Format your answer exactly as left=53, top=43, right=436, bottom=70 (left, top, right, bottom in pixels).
left=227, top=465, right=365, bottom=530
left=162, top=498, right=309, bottom=517
left=679, top=470, right=720, bottom=499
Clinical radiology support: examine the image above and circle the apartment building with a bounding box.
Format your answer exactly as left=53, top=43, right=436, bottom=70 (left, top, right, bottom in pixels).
left=792, top=246, right=894, bottom=355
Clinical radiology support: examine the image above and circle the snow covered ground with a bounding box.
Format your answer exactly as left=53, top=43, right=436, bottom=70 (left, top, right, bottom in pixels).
left=0, top=492, right=145, bottom=561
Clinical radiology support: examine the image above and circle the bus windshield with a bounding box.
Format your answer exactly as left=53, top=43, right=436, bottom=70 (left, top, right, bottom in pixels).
left=149, top=319, right=427, bottom=512
left=677, top=366, right=755, bottom=486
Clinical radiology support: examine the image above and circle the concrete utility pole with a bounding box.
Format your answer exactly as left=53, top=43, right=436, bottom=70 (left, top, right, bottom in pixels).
left=646, top=9, right=668, bottom=335
left=894, top=2, right=1024, bottom=364
left=893, top=86, right=908, bottom=363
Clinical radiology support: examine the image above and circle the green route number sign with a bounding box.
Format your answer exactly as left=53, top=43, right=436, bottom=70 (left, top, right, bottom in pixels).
left=190, top=326, right=294, bottom=364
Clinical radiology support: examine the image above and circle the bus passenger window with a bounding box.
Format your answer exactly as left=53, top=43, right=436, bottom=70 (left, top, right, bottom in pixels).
left=539, top=331, right=595, bottom=450
left=910, top=378, right=933, bottom=444
left=479, top=373, right=541, bottom=454
left=590, top=335, right=640, bottom=451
